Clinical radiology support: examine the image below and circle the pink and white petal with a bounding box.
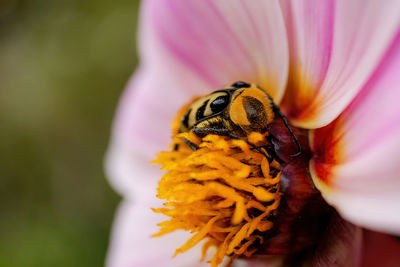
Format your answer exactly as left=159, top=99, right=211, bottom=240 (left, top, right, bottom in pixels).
left=106, top=68, right=185, bottom=197
left=280, top=0, right=400, bottom=128
left=106, top=141, right=220, bottom=267
left=279, top=0, right=334, bottom=123
left=362, top=230, right=400, bottom=267
left=107, top=87, right=209, bottom=265
left=310, top=32, right=400, bottom=234
left=142, top=0, right=289, bottom=102
left=106, top=201, right=211, bottom=267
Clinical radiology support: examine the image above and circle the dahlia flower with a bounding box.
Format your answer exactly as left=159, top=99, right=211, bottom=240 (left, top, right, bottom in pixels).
left=106, top=1, right=400, bottom=266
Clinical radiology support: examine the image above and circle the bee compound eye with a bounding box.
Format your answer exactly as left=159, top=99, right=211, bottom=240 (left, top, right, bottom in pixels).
left=210, top=95, right=230, bottom=113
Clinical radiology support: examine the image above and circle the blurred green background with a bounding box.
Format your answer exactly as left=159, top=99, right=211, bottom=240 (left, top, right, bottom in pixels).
left=0, top=0, right=140, bottom=266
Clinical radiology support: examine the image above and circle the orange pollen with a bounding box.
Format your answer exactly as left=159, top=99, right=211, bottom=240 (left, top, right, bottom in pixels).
left=152, top=130, right=282, bottom=266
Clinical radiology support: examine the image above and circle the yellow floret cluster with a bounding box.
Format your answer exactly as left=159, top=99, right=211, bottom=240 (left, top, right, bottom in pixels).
left=152, top=131, right=282, bottom=267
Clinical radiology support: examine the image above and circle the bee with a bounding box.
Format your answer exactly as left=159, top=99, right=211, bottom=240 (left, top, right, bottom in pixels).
left=178, top=81, right=301, bottom=157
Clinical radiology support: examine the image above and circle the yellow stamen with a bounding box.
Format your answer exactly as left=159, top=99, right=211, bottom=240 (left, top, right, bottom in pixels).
left=153, top=129, right=282, bottom=266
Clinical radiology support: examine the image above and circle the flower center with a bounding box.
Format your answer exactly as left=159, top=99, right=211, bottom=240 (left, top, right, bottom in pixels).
left=152, top=83, right=332, bottom=266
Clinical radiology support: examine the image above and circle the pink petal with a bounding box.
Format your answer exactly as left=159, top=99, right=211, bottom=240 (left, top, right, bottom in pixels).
left=106, top=142, right=219, bottom=266
left=106, top=201, right=211, bottom=267
left=144, top=0, right=289, bottom=102
left=280, top=0, right=400, bottom=128
left=107, top=67, right=190, bottom=197
left=280, top=0, right=334, bottom=125
left=310, top=31, right=400, bottom=234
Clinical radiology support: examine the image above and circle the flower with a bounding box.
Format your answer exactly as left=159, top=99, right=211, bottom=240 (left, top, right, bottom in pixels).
left=105, top=1, right=400, bottom=266
left=153, top=128, right=286, bottom=265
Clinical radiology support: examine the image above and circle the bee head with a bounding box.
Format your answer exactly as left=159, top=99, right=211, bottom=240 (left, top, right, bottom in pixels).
left=179, top=81, right=275, bottom=134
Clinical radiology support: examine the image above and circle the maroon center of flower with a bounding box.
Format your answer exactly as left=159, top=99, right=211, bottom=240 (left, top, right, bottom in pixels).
left=258, top=120, right=333, bottom=255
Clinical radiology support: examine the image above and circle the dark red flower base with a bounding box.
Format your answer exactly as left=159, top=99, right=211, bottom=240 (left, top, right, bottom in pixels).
left=256, top=120, right=333, bottom=255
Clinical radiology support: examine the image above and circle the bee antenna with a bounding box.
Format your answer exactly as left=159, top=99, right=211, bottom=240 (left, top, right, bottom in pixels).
left=182, top=137, right=199, bottom=151
left=267, top=98, right=302, bottom=157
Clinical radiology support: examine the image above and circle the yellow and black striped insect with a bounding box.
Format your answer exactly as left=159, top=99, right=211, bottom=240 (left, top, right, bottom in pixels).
left=178, top=81, right=302, bottom=157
